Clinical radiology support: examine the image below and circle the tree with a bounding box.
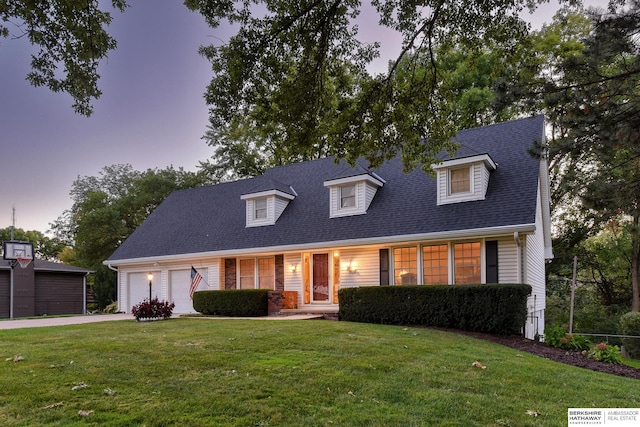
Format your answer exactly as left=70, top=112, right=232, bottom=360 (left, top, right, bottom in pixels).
left=0, top=227, right=66, bottom=261
left=0, top=0, right=128, bottom=116
left=541, top=0, right=640, bottom=311
left=186, top=0, right=538, bottom=173
left=52, top=164, right=209, bottom=269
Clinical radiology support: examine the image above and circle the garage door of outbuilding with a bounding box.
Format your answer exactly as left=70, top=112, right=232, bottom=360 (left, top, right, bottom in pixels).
left=35, top=272, right=84, bottom=316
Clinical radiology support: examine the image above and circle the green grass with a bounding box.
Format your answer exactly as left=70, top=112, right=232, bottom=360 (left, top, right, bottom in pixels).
left=0, top=319, right=638, bottom=426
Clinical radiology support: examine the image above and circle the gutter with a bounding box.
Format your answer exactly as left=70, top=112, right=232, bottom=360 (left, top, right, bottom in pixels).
left=105, top=223, right=537, bottom=267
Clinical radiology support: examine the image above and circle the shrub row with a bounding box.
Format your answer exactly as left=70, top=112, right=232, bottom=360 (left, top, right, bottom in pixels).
left=338, top=284, right=531, bottom=335
left=193, top=289, right=269, bottom=317
left=619, top=311, right=640, bottom=358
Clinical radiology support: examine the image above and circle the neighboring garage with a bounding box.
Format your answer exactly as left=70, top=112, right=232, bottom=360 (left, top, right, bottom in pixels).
left=0, top=259, right=92, bottom=318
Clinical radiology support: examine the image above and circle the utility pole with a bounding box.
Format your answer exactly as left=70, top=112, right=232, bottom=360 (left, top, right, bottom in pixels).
left=10, top=205, right=15, bottom=240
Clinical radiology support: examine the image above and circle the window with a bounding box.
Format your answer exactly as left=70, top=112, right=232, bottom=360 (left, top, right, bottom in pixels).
left=454, top=242, right=481, bottom=284
left=254, top=198, right=267, bottom=219
left=394, top=247, right=417, bottom=285
left=450, top=167, right=470, bottom=194
left=239, top=259, right=255, bottom=289
left=340, top=184, right=356, bottom=208
left=238, top=257, right=275, bottom=289
left=258, top=258, right=275, bottom=289
left=423, top=245, right=448, bottom=284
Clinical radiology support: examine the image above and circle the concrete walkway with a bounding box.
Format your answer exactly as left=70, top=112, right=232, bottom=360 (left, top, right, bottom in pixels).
left=0, top=313, right=325, bottom=330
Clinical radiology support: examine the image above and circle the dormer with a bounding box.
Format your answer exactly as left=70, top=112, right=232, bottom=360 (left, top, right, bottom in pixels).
left=241, top=180, right=296, bottom=227
left=323, top=167, right=384, bottom=218
left=433, top=154, right=496, bottom=205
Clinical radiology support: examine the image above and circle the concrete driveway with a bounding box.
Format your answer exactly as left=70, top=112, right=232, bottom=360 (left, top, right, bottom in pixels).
left=0, top=313, right=325, bottom=330
left=0, top=313, right=132, bottom=330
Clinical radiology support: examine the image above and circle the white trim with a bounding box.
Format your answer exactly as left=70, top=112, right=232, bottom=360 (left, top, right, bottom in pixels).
left=241, top=189, right=295, bottom=201
left=105, top=223, right=537, bottom=266
left=432, top=153, right=496, bottom=171
left=323, top=174, right=384, bottom=188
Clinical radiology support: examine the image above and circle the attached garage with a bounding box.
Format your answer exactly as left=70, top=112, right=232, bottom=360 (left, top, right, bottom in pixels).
left=169, top=268, right=206, bottom=314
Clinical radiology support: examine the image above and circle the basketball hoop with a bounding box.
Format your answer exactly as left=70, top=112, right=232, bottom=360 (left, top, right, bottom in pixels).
left=16, top=257, right=32, bottom=269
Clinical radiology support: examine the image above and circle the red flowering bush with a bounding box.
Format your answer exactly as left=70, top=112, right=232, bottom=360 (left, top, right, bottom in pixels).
left=131, top=298, right=175, bottom=321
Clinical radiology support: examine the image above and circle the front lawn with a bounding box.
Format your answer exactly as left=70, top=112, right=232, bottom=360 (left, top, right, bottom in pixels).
left=0, top=318, right=637, bottom=426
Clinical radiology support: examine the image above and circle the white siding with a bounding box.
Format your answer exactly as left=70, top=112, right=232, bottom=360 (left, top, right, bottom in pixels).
left=497, top=237, right=519, bottom=283
left=274, top=196, right=289, bottom=221
left=338, top=247, right=380, bottom=289
left=523, top=186, right=547, bottom=339
left=364, top=181, right=378, bottom=210
left=284, top=253, right=303, bottom=306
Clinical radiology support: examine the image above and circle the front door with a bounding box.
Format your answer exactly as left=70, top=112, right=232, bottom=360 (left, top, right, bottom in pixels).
left=312, top=253, right=329, bottom=302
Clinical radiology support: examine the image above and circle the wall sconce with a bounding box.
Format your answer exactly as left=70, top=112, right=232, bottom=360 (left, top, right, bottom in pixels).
left=289, top=264, right=298, bottom=274
left=344, top=261, right=357, bottom=274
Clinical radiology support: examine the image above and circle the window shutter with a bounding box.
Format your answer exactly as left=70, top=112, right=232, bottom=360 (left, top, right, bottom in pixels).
left=379, top=249, right=389, bottom=286
left=485, top=241, right=498, bottom=283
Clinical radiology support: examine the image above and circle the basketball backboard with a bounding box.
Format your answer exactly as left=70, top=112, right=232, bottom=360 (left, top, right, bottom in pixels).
left=3, top=241, right=34, bottom=260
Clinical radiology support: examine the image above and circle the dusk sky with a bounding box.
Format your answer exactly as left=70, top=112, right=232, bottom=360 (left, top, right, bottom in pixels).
left=1, top=1, right=578, bottom=234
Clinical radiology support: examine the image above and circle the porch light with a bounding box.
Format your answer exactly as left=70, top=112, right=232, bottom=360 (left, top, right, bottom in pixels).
left=147, top=273, right=153, bottom=301
left=289, top=264, right=297, bottom=273
left=345, top=261, right=357, bottom=274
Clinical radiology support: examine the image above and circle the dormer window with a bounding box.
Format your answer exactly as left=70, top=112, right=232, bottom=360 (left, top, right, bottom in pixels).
left=241, top=182, right=296, bottom=227
left=434, top=154, right=496, bottom=205
left=254, top=198, right=268, bottom=219
left=324, top=172, right=384, bottom=218
left=449, top=167, right=471, bottom=194
left=340, top=185, right=356, bottom=208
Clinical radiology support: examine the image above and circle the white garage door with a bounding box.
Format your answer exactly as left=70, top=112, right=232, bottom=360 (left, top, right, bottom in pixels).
left=169, top=268, right=207, bottom=314
left=128, top=271, right=161, bottom=313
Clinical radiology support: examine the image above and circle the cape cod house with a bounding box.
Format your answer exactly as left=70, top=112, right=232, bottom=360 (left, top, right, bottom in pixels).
left=105, top=116, right=552, bottom=339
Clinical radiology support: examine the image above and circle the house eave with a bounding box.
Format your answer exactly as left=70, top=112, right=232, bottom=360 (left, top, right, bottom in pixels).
left=104, top=223, right=537, bottom=267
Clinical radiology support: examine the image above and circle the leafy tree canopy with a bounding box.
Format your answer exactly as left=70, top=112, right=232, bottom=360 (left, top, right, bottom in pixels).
left=0, top=0, right=128, bottom=116
left=186, top=0, right=540, bottom=174
left=51, top=164, right=209, bottom=269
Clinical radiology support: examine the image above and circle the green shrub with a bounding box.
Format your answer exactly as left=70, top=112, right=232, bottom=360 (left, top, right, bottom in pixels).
left=103, top=301, right=119, bottom=314
left=338, top=284, right=531, bottom=335
left=619, top=312, right=640, bottom=358
left=193, top=289, right=268, bottom=317
left=544, top=325, right=591, bottom=351
left=588, top=342, right=622, bottom=364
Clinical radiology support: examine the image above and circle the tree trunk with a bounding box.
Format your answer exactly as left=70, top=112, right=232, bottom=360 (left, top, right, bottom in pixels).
left=632, top=215, right=640, bottom=312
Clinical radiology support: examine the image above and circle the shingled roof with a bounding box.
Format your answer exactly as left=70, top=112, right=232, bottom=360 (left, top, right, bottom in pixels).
left=107, top=115, right=545, bottom=262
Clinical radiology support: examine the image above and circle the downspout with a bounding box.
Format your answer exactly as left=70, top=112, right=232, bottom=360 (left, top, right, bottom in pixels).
left=9, top=267, right=14, bottom=319
left=514, top=232, right=523, bottom=284
left=83, top=272, right=90, bottom=315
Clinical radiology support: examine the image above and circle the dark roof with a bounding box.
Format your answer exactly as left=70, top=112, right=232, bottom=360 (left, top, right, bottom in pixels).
left=0, top=258, right=93, bottom=273
left=107, top=115, right=545, bottom=261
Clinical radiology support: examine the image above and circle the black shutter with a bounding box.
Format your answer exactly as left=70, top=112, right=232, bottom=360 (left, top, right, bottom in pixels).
left=486, top=241, right=499, bottom=283
left=379, top=249, right=389, bottom=286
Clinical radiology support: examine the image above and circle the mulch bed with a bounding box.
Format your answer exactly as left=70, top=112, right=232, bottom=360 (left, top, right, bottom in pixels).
left=438, top=328, right=640, bottom=380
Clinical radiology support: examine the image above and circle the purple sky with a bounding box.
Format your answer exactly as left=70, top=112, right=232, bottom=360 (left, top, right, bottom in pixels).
left=0, top=1, right=575, bottom=234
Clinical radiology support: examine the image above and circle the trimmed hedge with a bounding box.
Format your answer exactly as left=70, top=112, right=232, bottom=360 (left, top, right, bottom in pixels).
left=619, top=312, right=640, bottom=358
left=338, top=284, right=531, bottom=335
left=193, top=289, right=269, bottom=317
